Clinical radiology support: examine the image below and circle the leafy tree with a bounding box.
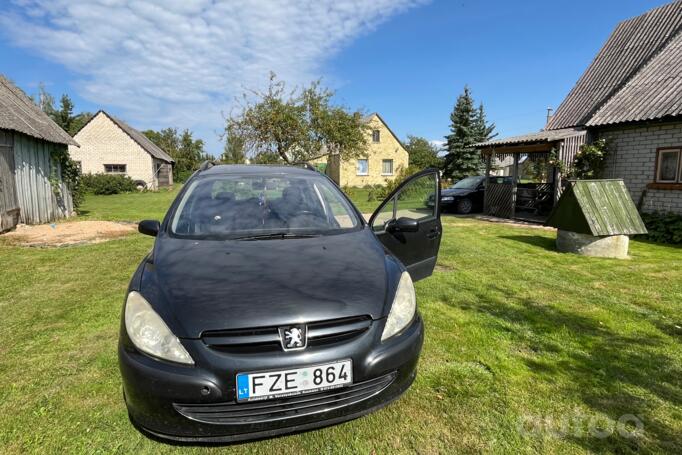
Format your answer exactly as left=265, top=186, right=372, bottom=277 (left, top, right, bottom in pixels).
left=404, top=135, right=441, bottom=169
left=68, top=112, right=94, bottom=136
left=221, top=126, right=246, bottom=164
left=54, top=94, right=74, bottom=133
left=227, top=72, right=369, bottom=164
left=443, top=86, right=495, bottom=180
left=570, top=139, right=609, bottom=179
left=34, top=86, right=93, bottom=136
left=143, top=127, right=206, bottom=181
left=35, top=83, right=57, bottom=119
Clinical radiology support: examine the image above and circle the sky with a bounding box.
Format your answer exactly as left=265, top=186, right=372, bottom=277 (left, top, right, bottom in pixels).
left=0, top=0, right=672, bottom=155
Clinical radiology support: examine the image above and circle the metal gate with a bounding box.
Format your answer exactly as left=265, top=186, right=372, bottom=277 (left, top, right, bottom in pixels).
left=484, top=181, right=514, bottom=218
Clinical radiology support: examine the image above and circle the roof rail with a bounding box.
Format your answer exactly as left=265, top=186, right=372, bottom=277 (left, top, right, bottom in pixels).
left=199, top=160, right=215, bottom=171
left=298, top=162, right=318, bottom=172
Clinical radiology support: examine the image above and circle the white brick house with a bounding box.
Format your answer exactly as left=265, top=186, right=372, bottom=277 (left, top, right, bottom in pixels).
left=69, top=111, right=174, bottom=189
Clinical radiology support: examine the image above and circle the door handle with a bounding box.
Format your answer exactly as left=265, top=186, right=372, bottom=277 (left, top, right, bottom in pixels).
left=427, top=229, right=440, bottom=240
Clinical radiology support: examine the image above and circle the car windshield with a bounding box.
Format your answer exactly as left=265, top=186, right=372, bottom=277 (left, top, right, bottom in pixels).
left=170, top=173, right=360, bottom=239
left=451, top=176, right=483, bottom=189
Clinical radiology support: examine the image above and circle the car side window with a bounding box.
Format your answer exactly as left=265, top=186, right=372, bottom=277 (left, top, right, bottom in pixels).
left=372, top=197, right=395, bottom=232
left=395, top=173, right=437, bottom=221
left=371, top=173, right=437, bottom=232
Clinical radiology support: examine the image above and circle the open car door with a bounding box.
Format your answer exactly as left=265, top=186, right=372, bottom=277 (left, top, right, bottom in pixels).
left=369, top=169, right=442, bottom=281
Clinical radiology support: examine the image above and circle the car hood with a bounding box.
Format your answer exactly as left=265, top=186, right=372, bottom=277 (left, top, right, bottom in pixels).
left=139, top=229, right=391, bottom=338
left=441, top=188, right=474, bottom=197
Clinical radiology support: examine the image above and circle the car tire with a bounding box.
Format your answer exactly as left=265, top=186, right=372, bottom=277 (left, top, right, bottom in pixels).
left=456, top=198, right=473, bottom=214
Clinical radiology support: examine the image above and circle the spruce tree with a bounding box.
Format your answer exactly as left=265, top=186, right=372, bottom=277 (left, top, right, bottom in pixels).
left=472, top=103, right=496, bottom=144
left=443, top=87, right=479, bottom=180
left=443, top=88, right=496, bottom=180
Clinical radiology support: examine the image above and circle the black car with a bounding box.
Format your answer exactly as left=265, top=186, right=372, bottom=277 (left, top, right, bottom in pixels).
left=430, top=175, right=512, bottom=214
left=119, top=164, right=442, bottom=442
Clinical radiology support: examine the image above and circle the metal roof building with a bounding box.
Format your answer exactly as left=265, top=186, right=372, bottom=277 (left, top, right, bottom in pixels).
left=474, top=0, right=682, bottom=219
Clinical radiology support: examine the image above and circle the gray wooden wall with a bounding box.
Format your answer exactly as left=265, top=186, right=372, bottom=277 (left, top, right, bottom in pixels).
left=1, top=130, right=74, bottom=229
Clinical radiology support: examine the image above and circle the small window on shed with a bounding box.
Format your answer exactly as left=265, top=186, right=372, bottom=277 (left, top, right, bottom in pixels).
left=372, top=130, right=380, bottom=143
left=104, top=164, right=127, bottom=174
left=656, top=149, right=680, bottom=183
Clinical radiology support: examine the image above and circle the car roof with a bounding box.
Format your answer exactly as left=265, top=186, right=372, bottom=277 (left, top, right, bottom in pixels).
left=199, top=164, right=317, bottom=176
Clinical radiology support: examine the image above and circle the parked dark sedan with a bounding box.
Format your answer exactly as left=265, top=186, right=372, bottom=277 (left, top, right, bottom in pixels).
left=428, top=175, right=512, bottom=214
left=119, top=164, right=442, bottom=442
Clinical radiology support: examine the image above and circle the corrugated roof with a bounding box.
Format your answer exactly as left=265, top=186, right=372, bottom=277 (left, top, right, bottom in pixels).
left=588, top=29, right=682, bottom=126
left=545, top=180, right=648, bottom=236
left=79, top=111, right=174, bottom=163
left=0, top=75, right=78, bottom=146
left=546, top=0, right=682, bottom=130
left=472, top=127, right=585, bottom=147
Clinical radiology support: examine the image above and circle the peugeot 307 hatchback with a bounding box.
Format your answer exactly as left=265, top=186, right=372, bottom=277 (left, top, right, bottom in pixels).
left=118, top=163, right=442, bottom=442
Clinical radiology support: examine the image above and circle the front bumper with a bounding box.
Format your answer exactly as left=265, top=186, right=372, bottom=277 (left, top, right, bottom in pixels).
left=119, top=315, right=424, bottom=443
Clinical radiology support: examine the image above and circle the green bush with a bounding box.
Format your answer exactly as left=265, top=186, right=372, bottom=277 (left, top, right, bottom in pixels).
left=174, top=169, right=194, bottom=183
left=639, top=212, right=682, bottom=244
left=366, top=165, right=423, bottom=202
left=80, top=173, right=138, bottom=195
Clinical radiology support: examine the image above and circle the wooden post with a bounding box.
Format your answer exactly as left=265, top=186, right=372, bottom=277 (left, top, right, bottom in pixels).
left=552, top=165, right=561, bottom=206
left=483, top=152, right=492, bottom=214
left=511, top=153, right=519, bottom=219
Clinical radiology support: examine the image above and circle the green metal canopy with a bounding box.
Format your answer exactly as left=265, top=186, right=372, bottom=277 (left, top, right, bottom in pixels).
left=545, top=179, right=647, bottom=236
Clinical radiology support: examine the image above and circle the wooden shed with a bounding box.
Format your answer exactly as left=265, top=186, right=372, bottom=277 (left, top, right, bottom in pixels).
left=0, top=75, right=78, bottom=232
left=545, top=179, right=647, bottom=258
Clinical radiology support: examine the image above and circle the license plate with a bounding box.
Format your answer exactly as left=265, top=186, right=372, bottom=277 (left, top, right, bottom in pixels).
left=236, top=359, right=352, bottom=402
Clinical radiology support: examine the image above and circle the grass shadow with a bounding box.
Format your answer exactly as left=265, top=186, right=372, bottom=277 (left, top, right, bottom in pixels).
left=499, top=235, right=556, bottom=252
left=442, top=282, right=682, bottom=452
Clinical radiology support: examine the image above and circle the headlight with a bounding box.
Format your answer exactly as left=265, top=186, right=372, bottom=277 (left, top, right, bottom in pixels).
left=441, top=196, right=454, bottom=201
left=124, top=291, right=194, bottom=365
left=381, top=272, right=416, bottom=341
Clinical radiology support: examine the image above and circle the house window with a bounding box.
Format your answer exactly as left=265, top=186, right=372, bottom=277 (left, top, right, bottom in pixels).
left=104, top=164, right=126, bottom=174
left=357, top=159, right=369, bottom=176
left=372, top=130, right=380, bottom=143
left=656, top=148, right=681, bottom=183
left=381, top=159, right=394, bottom=175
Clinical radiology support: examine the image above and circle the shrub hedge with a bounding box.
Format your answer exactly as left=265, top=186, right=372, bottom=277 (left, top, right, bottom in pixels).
left=639, top=212, right=682, bottom=245
left=80, top=173, right=138, bottom=195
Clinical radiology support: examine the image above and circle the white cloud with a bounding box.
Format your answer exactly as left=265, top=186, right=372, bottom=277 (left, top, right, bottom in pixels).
left=1, top=0, right=427, bottom=151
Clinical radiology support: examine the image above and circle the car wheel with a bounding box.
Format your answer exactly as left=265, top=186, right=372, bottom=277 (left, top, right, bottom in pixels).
left=456, top=198, right=473, bottom=214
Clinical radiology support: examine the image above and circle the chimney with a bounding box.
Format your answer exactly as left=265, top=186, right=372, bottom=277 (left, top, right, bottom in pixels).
left=546, top=107, right=554, bottom=125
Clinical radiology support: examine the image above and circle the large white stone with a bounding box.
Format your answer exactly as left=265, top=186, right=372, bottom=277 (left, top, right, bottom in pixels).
left=556, top=229, right=630, bottom=259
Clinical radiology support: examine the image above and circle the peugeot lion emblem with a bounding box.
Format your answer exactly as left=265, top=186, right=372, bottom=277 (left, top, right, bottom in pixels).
left=278, top=325, right=307, bottom=351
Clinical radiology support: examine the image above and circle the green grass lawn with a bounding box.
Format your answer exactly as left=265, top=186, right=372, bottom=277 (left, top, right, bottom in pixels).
left=77, top=187, right=182, bottom=222
left=1, top=192, right=681, bottom=453
left=342, top=187, right=381, bottom=214
left=77, top=186, right=381, bottom=222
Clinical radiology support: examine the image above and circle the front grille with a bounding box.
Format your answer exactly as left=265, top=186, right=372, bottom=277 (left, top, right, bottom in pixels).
left=201, top=315, right=372, bottom=353
left=174, top=372, right=396, bottom=425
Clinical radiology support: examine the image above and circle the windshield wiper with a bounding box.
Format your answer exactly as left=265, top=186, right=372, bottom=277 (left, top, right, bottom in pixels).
left=233, top=232, right=320, bottom=241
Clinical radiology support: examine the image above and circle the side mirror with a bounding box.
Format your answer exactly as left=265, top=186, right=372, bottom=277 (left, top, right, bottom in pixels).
left=138, top=219, right=160, bottom=237
left=387, top=217, right=419, bottom=233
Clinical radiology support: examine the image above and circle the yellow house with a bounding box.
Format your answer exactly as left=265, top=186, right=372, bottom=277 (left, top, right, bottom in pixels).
left=324, top=113, right=409, bottom=187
